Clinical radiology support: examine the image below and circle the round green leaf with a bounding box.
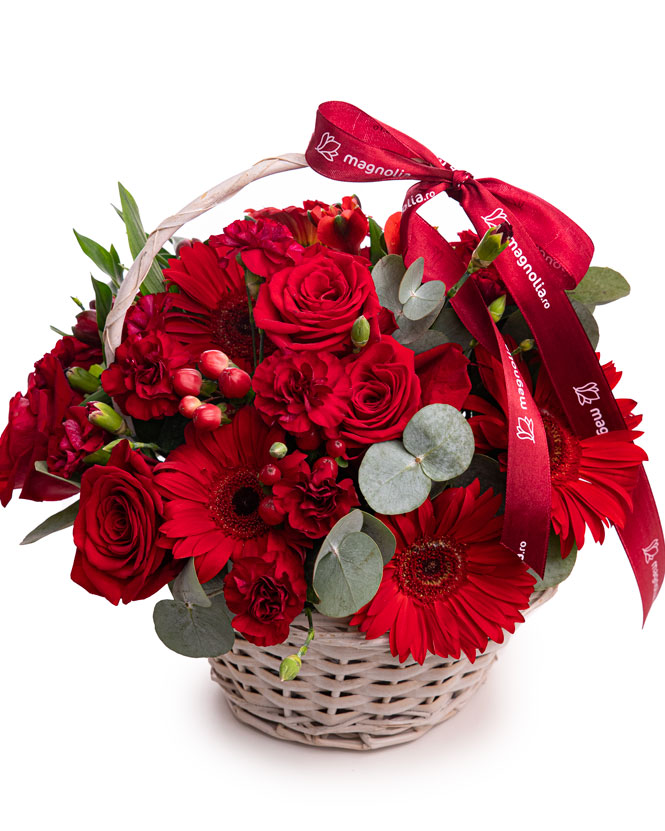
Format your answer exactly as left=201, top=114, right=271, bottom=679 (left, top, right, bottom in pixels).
left=402, top=404, right=475, bottom=482
left=372, top=254, right=405, bottom=314
left=171, top=558, right=211, bottom=608
left=359, top=511, right=397, bottom=564
left=358, top=440, right=431, bottom=514
left=153, top=594, right=235, bottom=658
left=430, top=307, right=473, bottom=348
left=570, top=299, right=599, bottom=350
left=393, top=329, right=450, bottom=354
left=531, top=536, right=577, bottom=591
left=446, top=454, right=506, bottom=501
left=398, top=257, right=425, bottom=304
left=403, top=280, right=446, bottom=321
left=314, top=531, right=383, bottom=617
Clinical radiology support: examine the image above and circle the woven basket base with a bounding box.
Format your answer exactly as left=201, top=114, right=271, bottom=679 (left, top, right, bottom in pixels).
left=209, top=587, right=556, bottom=751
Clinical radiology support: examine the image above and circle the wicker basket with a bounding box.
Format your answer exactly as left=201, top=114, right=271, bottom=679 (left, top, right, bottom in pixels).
left=209, top=587, right=556, bottom=751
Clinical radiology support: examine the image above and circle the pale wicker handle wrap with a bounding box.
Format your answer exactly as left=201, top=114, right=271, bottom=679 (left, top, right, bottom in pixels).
left=102, top=153, right=309, bottom=364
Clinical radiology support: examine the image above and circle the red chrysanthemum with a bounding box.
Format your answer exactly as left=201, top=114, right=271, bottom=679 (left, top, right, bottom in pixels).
left=252, top=349, right=351, bottom=434
left=163, top=241, right=265, bottom=372
left=209, top=217, right=304, bottom=278
left=246, top=201, right=328, bottom=246
left=351, top=482, right=535, bottom=664
left=465, top=345, right=647, bottom=555
left=155, top=406, right=303, bottom=583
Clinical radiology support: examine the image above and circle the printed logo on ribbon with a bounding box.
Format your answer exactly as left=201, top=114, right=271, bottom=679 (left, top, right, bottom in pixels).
left=314, top=132, right=340, bottom=162
left=573, top=382, right=601, bottom=405
left=516, top=416, right=536, bottom=443
left=643, top=539, right=660, bottom=564
left=481, top=207, right=508, bottom=228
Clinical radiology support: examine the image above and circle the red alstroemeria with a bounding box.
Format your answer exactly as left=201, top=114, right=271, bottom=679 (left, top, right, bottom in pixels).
left=46, top=406, right=108, bottom=480
left=351, top=481, right=535, bottom=664
left=310, top=196, right=369, bottom=255
left=209, top=217, right=303, bottom=278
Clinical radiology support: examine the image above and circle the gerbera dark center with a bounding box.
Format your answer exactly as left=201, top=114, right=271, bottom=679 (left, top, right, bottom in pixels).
left=210, top=292, right=255, bottom=361
left=541, top=411, right=582, bottom=483
left=209, top=468, right=268, bottom=539
left=395, top=536, right=466, bottom=603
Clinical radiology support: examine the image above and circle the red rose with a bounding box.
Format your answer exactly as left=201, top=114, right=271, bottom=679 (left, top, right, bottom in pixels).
left=310, top=196, right=369, bottom=254
left=254, top=246, right=381, bottom=354
left=224, top=547, right=306, bottom=646
left=71, top=440, right=180, bottom=605
left=0, top=346, right=82, bottom=506
left=339, top=335, right=421, bottom=447
left=272, top=454, right=360, bottom=539
left=209, top=218, right=303, bottom=278
left=101, top=330, right=192, bottom=420
left=46, top=406, right=108, bottom=479
left=246, top=201, right=327, bottom=246
left=252, top=349, right=351, bottom=434
left=415, top=342, right=471, bottom=410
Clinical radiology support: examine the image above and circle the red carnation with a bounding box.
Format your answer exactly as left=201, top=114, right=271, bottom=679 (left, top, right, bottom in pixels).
left=124, top=292, right=178, bottom=340
left=309, top=196, right=369, bottom=255
left=71, top=440, right=180, bottom=605
left=46, top=406, right=108, bottom=479
left=252, top=349, right=351, bottom=434
left=351, top=482, right=535, bottom=664
left=272, top=453, right=360, bottom=539
left=50, top=334, right=103, bottom=372
left=254, top=246, right=381, bottom=355
left=209, top=217, right=303, bottom=278
left=339, top=335, right=421, bottom=447
left=415, top=342, right=471, bottom=410
left=0, top=345, right=82, bottom=506
left=101, top=330, right=192, bottom=420
left=224, top=547, right=306, bottom=647
left=246, top=201, right=327, bottom=246
left=451, top=230, right=510, bottom=304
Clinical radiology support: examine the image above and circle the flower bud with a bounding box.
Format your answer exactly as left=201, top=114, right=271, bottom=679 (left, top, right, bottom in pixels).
left=178, top=395, right=203, bottom=418
left=219, top=367, right=252, bottom=399
left=193, top=403, right=222, bottom=432
left=269, top=442, right=288, bottom=459
left=313, top=456, right=338, bottom=480
left=279, top=654, right=302, bottom=682
left=351, top=315, right=371, bottom=349
left=86, top=402, right=129, bottom=435
left=72, top=309, right=101, bottom=345
left=469, top=223, right=513, bottom=272
left=172, top=368, right=203, bottom=397
left=66, top=367, right=100, bottom=394
left=199, top=349, right=229, bottom=379
left=488, top=294, right=507, bottom=323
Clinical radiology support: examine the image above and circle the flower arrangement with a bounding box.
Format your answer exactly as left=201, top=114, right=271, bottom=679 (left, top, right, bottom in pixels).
left=2, top=103, right=661, bottom=745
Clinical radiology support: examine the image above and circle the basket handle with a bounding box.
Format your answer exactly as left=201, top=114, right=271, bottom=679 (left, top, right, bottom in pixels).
left=102, top=153, right=309, bottom=363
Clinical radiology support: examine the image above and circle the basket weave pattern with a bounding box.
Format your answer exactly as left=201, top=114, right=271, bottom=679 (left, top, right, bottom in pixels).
left=209, top=587, right=556, bottom=750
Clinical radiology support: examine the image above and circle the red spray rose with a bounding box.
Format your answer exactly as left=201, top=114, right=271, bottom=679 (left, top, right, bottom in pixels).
left=415, top=342, right=471, bottom=410
left=309, top=196, right=369, bottom=254
left=272, top=453, right=360, bottom=539
left=253, top=246, right=381, bottom=355
left=252, top=349, right=351, bottom=434
left=46, top=406, right=108, bottom=479
left=246, top=201, right=328, bottom=246
left=101, top=330, right=192, bottom=420
left=339, top=335, right=421, bottom=447
left=224, top=547, right=306, bottom=646
left=209, top=218, right=303, bottom=278
left=71, top=440, right=180, bottom=605
left=72, top=309, right=101, bottom=346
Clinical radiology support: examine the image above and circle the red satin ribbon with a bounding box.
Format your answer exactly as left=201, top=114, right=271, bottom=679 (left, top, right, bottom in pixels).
left=305, top=100, right=663, bottom=620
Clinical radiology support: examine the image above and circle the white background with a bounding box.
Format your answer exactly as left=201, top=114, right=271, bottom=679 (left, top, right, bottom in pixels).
left=1, top=2, right=663, bottom=829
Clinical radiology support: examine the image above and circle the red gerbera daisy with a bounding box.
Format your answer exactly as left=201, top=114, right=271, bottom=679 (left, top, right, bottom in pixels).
left=162, top=241, right=263, bottom=372
left=154, top=406, right=302, bottom=582
left=350, top=482, right=535, bottom=664
left=465, top=344, right=647, bottom=556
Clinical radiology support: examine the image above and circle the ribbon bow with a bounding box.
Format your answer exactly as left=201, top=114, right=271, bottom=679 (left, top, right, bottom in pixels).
left=306, top=100, right=663, bottom=620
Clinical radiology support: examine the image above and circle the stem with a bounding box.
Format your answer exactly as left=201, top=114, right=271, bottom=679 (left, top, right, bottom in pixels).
left=297, top=607, right=316, bottom=659
left=259, top=329, right=265, bottom=365
left=446, top=266, right=473, bottom=301
left=244, top=270, right=258, bottom=372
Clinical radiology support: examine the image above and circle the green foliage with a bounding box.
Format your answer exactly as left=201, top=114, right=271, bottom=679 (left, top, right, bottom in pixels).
left=20, top=500, right=80, bottom=545
left=153, top=594, right=234, bottom=658
left=531, top=536, right=577, bottom=591
left=567, top=266, right=630, bottom=306
left=73, top=230, right=124, bottom=288
left=402, top=404, right=475, bottom=482
left=368, top=217, right=387, bottom=265
left=117, top=183, right=165, bottom=295
left=91, top=276, right=113, bottom=346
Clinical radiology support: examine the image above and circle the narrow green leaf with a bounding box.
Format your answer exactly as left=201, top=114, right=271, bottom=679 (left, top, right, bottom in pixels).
left=91, top=276, right=113, bottom=344
left=50, top=325, right=69, bottom=337
left=153, top=594, right=235, bottom=658
left=118, top=183, right=164, bottom=295
left=314, top=531, right=383, bottom=617
left=73, top=230, right=117, bottom=279
left=368, top=217, right=387, bottom=265
left=34, top=460, right=81, bottom=490
left=402, top=404, right=475, bottom=482
left=171, top=558, right=211, bottom=608
left=20, top=500, right=80, bottom=545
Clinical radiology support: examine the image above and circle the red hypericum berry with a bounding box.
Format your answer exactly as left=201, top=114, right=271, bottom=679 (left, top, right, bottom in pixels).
left=295, top=428, right=322, bottom=451
left=193, top=403, right=222, bottom=432
left=199, top=349, right=229, bottom=379
left=219, top=367, right=251, bottom=398
left=178, top=395, right=203, bottom=418
left=258, top=496, right=284, bottom=526
left=313, top=456, right=338, bottom=480
left=326, top=438, right=346, bottom=458
left=172, top=367, right=203, bottom=397
left=259, top=464, right=282, bottom=486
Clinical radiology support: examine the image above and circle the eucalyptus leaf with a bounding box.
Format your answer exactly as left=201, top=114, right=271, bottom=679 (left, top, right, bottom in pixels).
left=34, top=460, right=81, bottom=490
left=566, top=266, right=630, bottom=306
left=358, top=441, right=431, bottom=514
left=313, top=531, right=383, bottom=617
left=20, top=500, right=80, bottom=545
left=402, top=404, right=475, bottom=482
left=153, top=594, right=234, bottom=658
left=398, top=257, right=425, bottom=304
left=570, top=299, right=599, bottom=350
left=394, top=305, right=441, bottom=343
left=171, top=558, right=211, bottom=608
left=372, top=254, right=405, bottom=314
left=531, top=536, right=577, bottom=591
left=359, top=511, right=396, bottom=565
left=393, top=328, right=450, bottom=354
left=500, top=309, right=532, bottom=344
left=118, top=183, right=165, bottom=295
left=431, top=307, right=474, bottom=348
left=403, top=280, right=446, bottom=321
left=446, top=454, right=506, bottom=504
